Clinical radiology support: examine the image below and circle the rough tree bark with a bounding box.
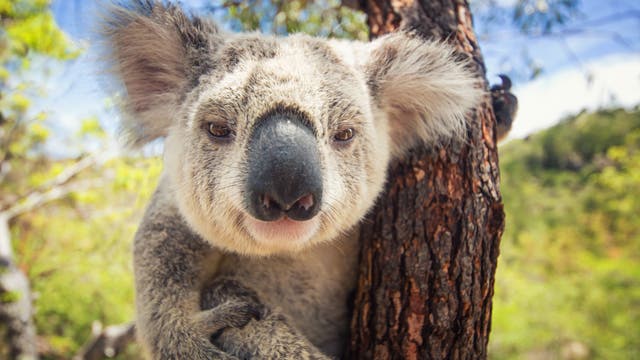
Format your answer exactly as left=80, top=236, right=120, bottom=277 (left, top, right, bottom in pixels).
left=348, top=1, right=504, bottom=359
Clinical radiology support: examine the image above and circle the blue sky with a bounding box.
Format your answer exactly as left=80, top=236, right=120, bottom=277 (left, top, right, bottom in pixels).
left=36, top=0, right=640, bottom=154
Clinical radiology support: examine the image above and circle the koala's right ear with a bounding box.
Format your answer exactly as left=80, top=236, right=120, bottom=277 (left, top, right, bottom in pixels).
left=104, top=1, right=223, bottom=146
left=363, top=32, right=484, bottom=158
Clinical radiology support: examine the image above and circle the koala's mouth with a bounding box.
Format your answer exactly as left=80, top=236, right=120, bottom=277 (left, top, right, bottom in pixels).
left=243, top=214, right=320, bottom=249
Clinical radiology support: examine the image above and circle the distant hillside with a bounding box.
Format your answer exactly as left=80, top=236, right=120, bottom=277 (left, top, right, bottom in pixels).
left=490, top=108, right=640, bottom=359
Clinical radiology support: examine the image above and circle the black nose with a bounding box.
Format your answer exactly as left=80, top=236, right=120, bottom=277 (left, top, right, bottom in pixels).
left=245, top=111, right=323, bottom=222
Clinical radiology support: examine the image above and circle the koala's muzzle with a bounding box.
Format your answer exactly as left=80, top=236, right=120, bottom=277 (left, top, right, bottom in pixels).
left=245, top=113, right=323, bottom=222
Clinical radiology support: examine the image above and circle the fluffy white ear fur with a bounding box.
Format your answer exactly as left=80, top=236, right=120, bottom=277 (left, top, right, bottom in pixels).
left=365, top=32, right=484, bottom=157
left=103, top=1, right=220, bottom=146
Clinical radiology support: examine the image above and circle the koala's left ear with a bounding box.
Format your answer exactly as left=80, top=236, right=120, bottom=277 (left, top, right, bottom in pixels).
left=103, top=1, right=223, bottom=146
left=364, top=33, right=484, bottom=157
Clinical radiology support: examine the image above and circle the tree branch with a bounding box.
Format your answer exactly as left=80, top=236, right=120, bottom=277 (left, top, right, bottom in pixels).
left=37, top=154, right=100, bottom=192
left=73, top=322, right=136, bottom=360
left=1, top=152, right=107, bottom=213
left=0, top=217, right=38, bottom=359
left=3, top=178, right=108, bottom=220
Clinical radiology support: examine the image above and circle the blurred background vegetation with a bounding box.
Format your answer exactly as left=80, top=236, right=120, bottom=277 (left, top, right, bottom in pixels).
left=493, top=108, right=640, bottom=359
left=0, top=0, right=638, bottom=359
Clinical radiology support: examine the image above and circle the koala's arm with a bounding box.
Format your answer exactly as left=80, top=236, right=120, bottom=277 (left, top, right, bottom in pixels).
left=215, top=313, right=332, bottom=360
left=133, top=178, right=258, bottom=359
left=202, top=278, right=332, bottom=360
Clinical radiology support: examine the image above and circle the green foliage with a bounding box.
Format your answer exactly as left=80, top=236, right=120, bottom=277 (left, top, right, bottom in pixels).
left=0, top=0, right=78, bottom=62
left=513, top=0, right=580, bottom=35
left=0, top=290, right=20, bottom=303
left=0, top=0, right=79, bottom=210
left=472, top=0, right=586, bottom=79
left=78, top=116, right=107, bottom=139
left=13, top=156, right=161, bottom=358
left=490, top=108, right=640, bottom=359
left=0, top=1, right=116, bottom=357
left=218, top=0, right=369, bottom=40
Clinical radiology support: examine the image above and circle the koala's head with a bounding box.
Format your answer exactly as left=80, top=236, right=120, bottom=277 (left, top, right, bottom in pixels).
left=105, top=1, right=483, bottom=256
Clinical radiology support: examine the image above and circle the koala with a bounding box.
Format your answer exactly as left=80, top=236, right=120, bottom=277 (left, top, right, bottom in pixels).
left=103, top=1, right=483, bottom=359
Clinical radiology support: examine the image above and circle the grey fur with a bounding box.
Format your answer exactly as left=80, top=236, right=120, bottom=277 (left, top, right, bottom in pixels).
left=104, top=1, right=483, bottom=358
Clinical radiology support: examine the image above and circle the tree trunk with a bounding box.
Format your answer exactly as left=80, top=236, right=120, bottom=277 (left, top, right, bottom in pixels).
left=348, top=1, right=504, bottom=359
left=0, top=214, right=38, bottom=360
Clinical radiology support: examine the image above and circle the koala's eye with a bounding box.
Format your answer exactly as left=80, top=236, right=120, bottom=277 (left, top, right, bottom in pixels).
left=207, top=123, right=232, bottom=139
left=333, top=128, right=355, bottom=142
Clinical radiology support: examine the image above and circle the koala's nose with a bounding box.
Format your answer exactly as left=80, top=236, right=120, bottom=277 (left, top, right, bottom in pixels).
left=258, top=193, right=318, bottom=221
left=245, top=111, right=323, bottom=222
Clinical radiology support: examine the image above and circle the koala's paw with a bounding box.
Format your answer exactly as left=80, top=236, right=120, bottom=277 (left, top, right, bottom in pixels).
left=214, top=311, right=332, bottom=360
left=199, top=277, right=266, bottom=336
left=188, top=344, right=241, bottom=360
left=193, top=299, right=263, bottom=337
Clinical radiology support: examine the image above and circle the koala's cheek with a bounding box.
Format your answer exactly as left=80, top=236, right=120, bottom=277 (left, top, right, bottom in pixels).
left=163, top=132, right=188, bottom=186
left=365, top=120, right=392, bottom=195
